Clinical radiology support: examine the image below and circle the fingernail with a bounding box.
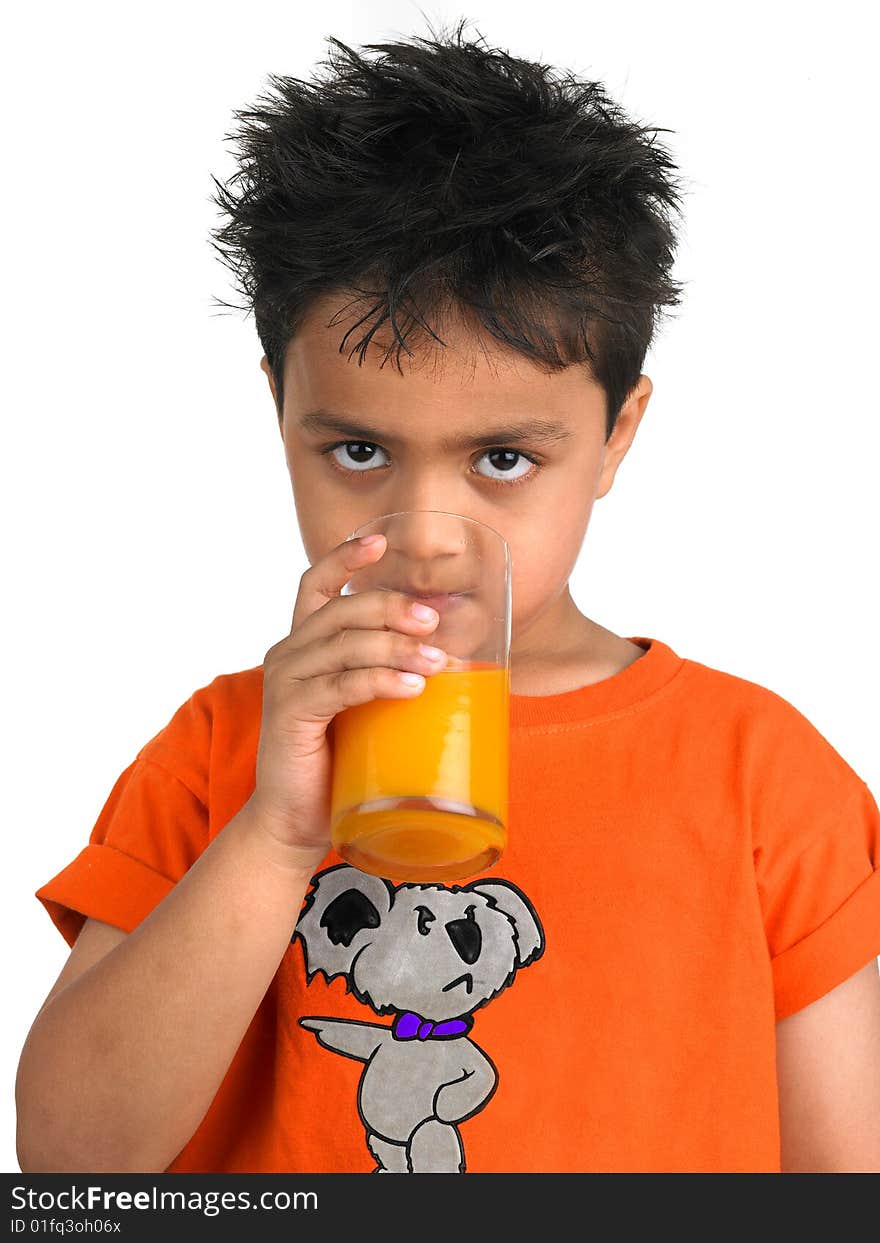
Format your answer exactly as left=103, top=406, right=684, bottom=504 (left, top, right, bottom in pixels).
left=359, top=534, right=384, bottom=547
left=410, top=602, right=438, bottom=622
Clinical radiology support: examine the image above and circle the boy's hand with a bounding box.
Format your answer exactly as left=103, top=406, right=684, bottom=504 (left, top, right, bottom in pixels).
left=246, top=533, right=447, bottom=864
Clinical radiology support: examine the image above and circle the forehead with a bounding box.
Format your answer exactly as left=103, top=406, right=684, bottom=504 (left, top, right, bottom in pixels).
left=292, top=290, right=521, bottom=374
left=283, top=291, right=604, bottom=423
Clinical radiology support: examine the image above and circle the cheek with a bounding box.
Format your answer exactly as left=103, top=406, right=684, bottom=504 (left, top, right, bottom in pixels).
left=510, top=561, right=555, bottom=622
left=512, top=531, right=582, bottom=598
left=287, top=457, right=349, bottom=556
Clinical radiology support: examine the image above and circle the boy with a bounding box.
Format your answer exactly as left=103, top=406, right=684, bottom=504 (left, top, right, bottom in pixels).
left=17, top=24, right=880, bottom=1174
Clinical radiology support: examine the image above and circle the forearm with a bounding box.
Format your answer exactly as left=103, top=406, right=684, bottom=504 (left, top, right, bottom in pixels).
left=16, top=799, right=317, bottom=1172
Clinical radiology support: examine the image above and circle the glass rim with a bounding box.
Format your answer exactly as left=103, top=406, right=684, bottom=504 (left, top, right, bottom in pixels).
left=346, top=509, right=507, bottom=547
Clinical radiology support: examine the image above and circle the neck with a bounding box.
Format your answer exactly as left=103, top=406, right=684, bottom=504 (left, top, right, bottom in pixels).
left=510, top=592, right=642, bottom=697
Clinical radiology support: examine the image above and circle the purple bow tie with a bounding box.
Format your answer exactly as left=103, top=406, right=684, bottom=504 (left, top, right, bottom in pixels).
left=393, top=1011, right=473, bottom=1041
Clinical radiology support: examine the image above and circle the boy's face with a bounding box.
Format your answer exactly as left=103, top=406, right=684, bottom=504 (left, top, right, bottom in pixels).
left=261, top=293, right=651, bottom=674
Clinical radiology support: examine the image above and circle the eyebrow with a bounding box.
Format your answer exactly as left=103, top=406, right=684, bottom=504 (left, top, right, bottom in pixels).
left=297, top=408, right=574, bottom=449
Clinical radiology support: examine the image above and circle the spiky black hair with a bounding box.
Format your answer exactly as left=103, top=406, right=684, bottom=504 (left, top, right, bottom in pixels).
left=208, top=17, right=686, bottom=439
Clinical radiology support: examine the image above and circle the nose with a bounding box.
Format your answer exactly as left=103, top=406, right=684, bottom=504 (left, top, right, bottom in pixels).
left=383, top=510, right=474, bottom=590
left=389, top=509, right=470, bottom=556
left=445, top=914, right=482, bottom=965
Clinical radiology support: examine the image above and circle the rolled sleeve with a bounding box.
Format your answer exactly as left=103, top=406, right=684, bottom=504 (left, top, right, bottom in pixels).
left=770, top=862, right=880, bottom=1020
left=35, top=756, right=209, bottom=947
left=756, top=774, right=880, bottom=1020
left=36, top=844, right=178, bottom=948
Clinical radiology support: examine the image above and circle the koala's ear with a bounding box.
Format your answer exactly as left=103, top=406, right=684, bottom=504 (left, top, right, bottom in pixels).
left=468, top=878, right=545, bottom=968
left=294, top=865, right=394, bottom=984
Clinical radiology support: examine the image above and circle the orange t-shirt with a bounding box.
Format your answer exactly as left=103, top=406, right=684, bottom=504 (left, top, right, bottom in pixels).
left=36, top=636, right=880, bottom=1173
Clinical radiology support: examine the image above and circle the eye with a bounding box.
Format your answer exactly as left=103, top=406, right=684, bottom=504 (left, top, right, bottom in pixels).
left=324, top=441, right=390, bottom=472
left=320, top=441, right=542, bottom=487
left=475, top=448, right=537, bottom=484
left=415, top=905, right=435, bottom=936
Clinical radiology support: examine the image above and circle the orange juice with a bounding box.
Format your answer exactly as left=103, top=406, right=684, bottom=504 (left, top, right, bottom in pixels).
left=329, top=661, right=509, bottom=882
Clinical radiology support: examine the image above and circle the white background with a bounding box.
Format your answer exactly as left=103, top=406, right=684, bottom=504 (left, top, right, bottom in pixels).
left=3, top=0, right=878, bottom=1172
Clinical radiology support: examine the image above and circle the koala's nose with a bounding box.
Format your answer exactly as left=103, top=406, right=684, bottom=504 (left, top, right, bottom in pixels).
left=445, top=915, right=482, bottom=965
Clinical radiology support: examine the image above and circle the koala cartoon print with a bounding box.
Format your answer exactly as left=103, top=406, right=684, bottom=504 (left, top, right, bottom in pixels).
left=293, top=864, right=545, bottom=1173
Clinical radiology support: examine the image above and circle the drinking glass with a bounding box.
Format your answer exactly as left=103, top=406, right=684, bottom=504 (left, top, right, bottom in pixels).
left=329, top=509, right=511, bottom=883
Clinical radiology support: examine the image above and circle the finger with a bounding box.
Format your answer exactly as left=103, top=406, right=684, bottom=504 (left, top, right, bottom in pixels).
left=286, top=583, right=442, bottom=656
left=275, top=625, right=450, bottom=684
left=285, top=663, right=433, bottom=724
left=291, top=533, right=388, bottom=634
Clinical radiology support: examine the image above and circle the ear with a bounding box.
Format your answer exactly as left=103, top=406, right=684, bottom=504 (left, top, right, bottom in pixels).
left=595, top=374, right=652, bottom=500
left=294, top=865, right=394, bottom=984
left=260, top=355, right=283, bottom=433
left=466, top=879, right=545, bottom=968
